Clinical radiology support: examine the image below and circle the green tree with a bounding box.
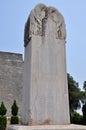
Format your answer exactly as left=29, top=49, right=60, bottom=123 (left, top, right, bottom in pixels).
left=81, top=81, right=86, bottom=125
left=83, top=81, right=86, bottom=91
left=80, top=81, right=86, bottom=104
left=82, top=102, right=86, bottom=125
left=67, top=73, right=81, bottom=117
left=71, top=112, right=83, bottom=124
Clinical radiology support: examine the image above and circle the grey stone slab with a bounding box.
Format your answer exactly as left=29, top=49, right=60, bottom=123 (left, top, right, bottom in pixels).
left=8, top=125, right=86, bottom=130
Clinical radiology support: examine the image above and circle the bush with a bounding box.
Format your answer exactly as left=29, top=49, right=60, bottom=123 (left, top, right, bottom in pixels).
left=82, top=102, right=86, bottom=125
left=11, top=100, right=19, bottom=124
left=0, top=102, right=7, bottom=116
left=0, top=102, right=7, bottom=130
left=71, top=112, right=83, bottom=124
left=11, top=100, right=19, bottom=116
left=0, top=116, right=7, bottom=130
left=11, top=116, right=19, bottom=124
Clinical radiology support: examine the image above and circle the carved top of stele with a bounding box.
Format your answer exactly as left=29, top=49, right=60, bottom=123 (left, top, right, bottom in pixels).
left=24, top=3, right=66, bottom=47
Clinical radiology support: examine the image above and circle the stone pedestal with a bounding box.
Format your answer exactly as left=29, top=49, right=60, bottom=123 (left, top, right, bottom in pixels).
left=22, top=3, right=70, bottom=125
left=8, top=125, right=86, bottom=130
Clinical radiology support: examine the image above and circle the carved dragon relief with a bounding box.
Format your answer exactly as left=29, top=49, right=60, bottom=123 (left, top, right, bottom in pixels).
left=24, top=4, right=66, bottom=47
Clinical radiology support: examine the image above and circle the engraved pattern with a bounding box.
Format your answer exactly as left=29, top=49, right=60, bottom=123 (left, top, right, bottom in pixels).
left=24, top=4, right=66, bottom=47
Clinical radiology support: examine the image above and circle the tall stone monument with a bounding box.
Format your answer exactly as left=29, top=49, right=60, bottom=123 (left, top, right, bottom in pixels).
left=22, top=3, right=70, bottom=125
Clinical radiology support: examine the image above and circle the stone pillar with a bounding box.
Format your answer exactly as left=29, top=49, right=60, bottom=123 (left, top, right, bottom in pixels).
left=22, top=3, right=70, bottom=125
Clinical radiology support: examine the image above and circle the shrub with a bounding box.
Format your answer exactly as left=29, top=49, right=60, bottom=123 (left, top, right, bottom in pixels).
left=11, top=100, right=19, bottom=116
left=11, top=100, right=19, bottom=124
left=0, top=116, right=7, bottom=130
left=82, top=102, right=86, bottom=125
left=0, top=102, right=7, bottom=130
left=71, top=112, right=83, bottom=124
left=11, top=116, right=19, bottom=124
left=0, top=102, right=7, bottom=116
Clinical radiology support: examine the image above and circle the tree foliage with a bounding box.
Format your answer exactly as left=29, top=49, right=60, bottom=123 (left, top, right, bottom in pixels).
left=0, top=102, right=7, bottom=116
left=71, top=112, right=83, bottom=124
left=83, top=81, right=86, bottom=91
left=80, top=81, right=86, bottom=104
left=11, top=100, right=19, bottom=116
left=67, top=74, right=86, bottom=125
left=0, top=102, right=7, bottom=130
left=11, top=100, right=19, bottom=124
left=11, top=116, right=19, bottom=124
left=0, top=116, right=7, bottom=130
left=82, top=102, right=86, bottom=125
left=67, top=73, right=81, bottom=116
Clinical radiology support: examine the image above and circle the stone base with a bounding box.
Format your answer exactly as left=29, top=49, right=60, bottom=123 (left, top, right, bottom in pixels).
left=7, top=124, right=86, bottom=130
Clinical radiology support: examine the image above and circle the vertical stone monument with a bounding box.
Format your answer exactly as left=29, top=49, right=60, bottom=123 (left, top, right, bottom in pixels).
left=22, top=3, right=70, bottom=125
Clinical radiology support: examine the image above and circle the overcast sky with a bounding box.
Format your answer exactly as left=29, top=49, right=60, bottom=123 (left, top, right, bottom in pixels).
left=0, top=0, right=86, bottom=89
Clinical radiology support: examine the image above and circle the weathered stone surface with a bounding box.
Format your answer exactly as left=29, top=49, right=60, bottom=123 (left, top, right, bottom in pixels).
left=8, top=124, right=86, bottom=130
left=22, top=4, right=70, bottom=125
left=0, top=51, right=23, bottom=116
left=24, top=3, right=66, bottom=47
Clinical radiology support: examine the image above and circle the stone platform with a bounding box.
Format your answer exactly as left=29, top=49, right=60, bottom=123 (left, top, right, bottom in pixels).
left=7, top=124, right=86, bottom=130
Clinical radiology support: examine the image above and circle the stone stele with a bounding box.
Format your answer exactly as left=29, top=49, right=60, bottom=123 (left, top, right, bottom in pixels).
left=22, top=3, right=70, bottom=125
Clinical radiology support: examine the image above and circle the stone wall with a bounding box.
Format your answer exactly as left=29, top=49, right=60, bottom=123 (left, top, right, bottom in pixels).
left=0, top=51, right=23, bottom=116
